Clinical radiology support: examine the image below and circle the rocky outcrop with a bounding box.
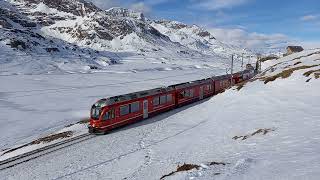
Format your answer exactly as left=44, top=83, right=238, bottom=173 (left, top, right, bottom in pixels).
left=22, top=0, right=101, bottom=16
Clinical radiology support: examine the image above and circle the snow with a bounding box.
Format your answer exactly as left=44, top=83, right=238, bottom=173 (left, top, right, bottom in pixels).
left=1, top=0, right=320, bottom=179
left=0, top=65, right=225, bottom=150
left=0, top=50, right=319, bottom=179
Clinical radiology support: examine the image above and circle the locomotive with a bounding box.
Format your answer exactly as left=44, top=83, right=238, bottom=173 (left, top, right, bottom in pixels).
left=89, top=67, right=255, bottom=134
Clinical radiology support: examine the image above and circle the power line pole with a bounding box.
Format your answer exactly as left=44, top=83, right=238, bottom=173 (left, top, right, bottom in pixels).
left=231, top=54, right=234, bottom=86
left=241, top=53, right=244, bottom=71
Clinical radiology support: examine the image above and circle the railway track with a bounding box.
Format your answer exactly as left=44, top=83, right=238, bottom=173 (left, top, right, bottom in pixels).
left=0, top=133, right=95, bottom=171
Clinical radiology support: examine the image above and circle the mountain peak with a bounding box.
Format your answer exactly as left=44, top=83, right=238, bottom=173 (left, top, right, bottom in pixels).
left=105, top=7, right=145, bottom=21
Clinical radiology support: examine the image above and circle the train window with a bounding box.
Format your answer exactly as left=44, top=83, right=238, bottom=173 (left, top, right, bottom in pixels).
left=167, top=94, right=172, bottom=102
left=103, top=112, right=110, bottom=120
left=160, top=95, right=167, bottom=104
left=184, top=90, right=190, bottom=97
left=153, top=96, right=160, bottom=106
left=207, top=84, right=212, bottom=91
left=120, top=105, right=129, bottom=116
left=179, top=91, right=184, bottom=98
left=102, top=109, right=115, bottom=121
left=110, top=109, right=115, bottom=118
left=189, top=89, right=194, bottom=97
left=130, top=101, right=140, bottom=113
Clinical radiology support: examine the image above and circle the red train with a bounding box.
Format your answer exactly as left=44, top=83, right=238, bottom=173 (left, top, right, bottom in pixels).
left=89, top=67, right=255, bottom=134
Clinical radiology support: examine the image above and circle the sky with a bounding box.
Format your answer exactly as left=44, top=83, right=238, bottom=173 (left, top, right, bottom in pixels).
left=87, top=0, right=320, bottom=50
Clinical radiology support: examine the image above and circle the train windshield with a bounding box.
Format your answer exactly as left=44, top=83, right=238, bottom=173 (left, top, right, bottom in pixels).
left=91, top=100, right=107, bottom=120
left=91, top=106, right=101, bottom=120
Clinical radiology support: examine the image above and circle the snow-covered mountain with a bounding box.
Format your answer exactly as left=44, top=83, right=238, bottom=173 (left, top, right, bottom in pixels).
left=0, top=0, right=251, bottom=75
left=151, top=20, right=247, bottom=58
left=3, top=0, right=189, bottom=53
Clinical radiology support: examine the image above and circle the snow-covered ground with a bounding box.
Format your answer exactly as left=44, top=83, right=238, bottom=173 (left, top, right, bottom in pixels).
left=0, top=56, right=230, bottom=150
left=0, top=49, right=319, bottom=179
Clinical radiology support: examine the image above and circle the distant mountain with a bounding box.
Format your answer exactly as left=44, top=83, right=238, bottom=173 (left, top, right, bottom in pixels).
left=151, top=20, right=248, bottom=58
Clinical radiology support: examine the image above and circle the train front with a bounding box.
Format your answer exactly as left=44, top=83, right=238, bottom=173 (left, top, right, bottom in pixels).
left=88, top=99, right=107, bottom=134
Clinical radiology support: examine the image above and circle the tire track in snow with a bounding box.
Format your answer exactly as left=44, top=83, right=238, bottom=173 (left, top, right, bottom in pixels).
left=53, top=119, right=208, bottom=180
left=124, top=115, right=168, bottom=180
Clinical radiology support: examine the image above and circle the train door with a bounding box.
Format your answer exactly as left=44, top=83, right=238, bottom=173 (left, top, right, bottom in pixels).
left=143, top=100, right=148, bottom=119
left=199, top=86, right=204, bottom=100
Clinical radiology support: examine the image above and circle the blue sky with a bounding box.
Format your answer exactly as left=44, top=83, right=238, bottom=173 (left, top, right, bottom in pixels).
left=89, top=0, right=320, bottom=48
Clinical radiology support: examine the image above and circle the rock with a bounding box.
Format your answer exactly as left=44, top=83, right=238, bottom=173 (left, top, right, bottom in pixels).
left=9, top=39, right=27, bottom=49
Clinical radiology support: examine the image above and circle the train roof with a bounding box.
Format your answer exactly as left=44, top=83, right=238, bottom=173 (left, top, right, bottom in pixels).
left=168, top=78, right=213, bottom=90
left=213, top=74, right=231, bottom=80
left=95, top=86, right=175, bottom=107
left=93, top=71, right=252, bottom=107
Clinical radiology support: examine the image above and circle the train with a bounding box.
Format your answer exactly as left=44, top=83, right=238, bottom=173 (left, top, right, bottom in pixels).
left=89, top=65, right=256, bottom=134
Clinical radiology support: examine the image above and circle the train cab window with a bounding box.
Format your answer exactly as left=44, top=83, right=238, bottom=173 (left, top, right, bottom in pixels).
left=102, top=108, right=115, bottom=121
left=167, top=94, right=172, bottom=102
left=153, top=96, right=160, bottom=106
left=91, top=107, right=101, bottom=120
left=160, top=95, right=167, bottom=104
left=130, top=101, right=140, bottom=113
left=120, top=105, right=129, bottom=116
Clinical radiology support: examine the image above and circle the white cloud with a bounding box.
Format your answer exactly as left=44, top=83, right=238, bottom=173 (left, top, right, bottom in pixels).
left=130, top=2, right=152, bottom=14
left=86, top=0, right=119, bottom=10
left=192, top=0, right=249, bottom=10
left=86, top=0, right=153, bottom=15
left=209, top=27, right=292, bottom=52
left=300, top=15, right=318, bottom=21
left=300, top=41, right=320, bottom=49
left=144, top=0, right=171, bottom=6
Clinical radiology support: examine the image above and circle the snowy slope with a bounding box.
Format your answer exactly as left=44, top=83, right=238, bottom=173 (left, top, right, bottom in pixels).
left=0, top=49, right=319, bottom=179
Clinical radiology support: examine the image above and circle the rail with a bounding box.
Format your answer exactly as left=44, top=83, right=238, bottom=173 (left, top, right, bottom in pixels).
left=0, top=133, right=95, bottom=171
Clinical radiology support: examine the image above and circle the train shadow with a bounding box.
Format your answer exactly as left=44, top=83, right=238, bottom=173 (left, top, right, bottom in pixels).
left=105, top=97, right=213, bottom=135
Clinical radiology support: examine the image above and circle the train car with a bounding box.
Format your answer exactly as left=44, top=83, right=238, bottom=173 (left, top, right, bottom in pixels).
left=242, top=69, right=255, bottom=81
left=89, top=86, right=175, bottom=134
left=169, top=78, right=214, bottom=107
left=214, top=74, right=232, bottom=93
left=232, top=72, right=242, bottom=84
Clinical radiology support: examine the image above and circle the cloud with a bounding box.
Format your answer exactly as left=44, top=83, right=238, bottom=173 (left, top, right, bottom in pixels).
left=209, top=27, right=292, bottom=52
left=85, top=0, right=120, bottom=10
left=300, top=15, right=318, bottom=21
left=86, top=0, right=153, bottom=15
left=191, top=0, right=250, bottom=11
left=130, top=2, right=152, bottom=14
left=300, top=41, right=320, bottom=49
left=144, top=0, right=171, bottom=6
